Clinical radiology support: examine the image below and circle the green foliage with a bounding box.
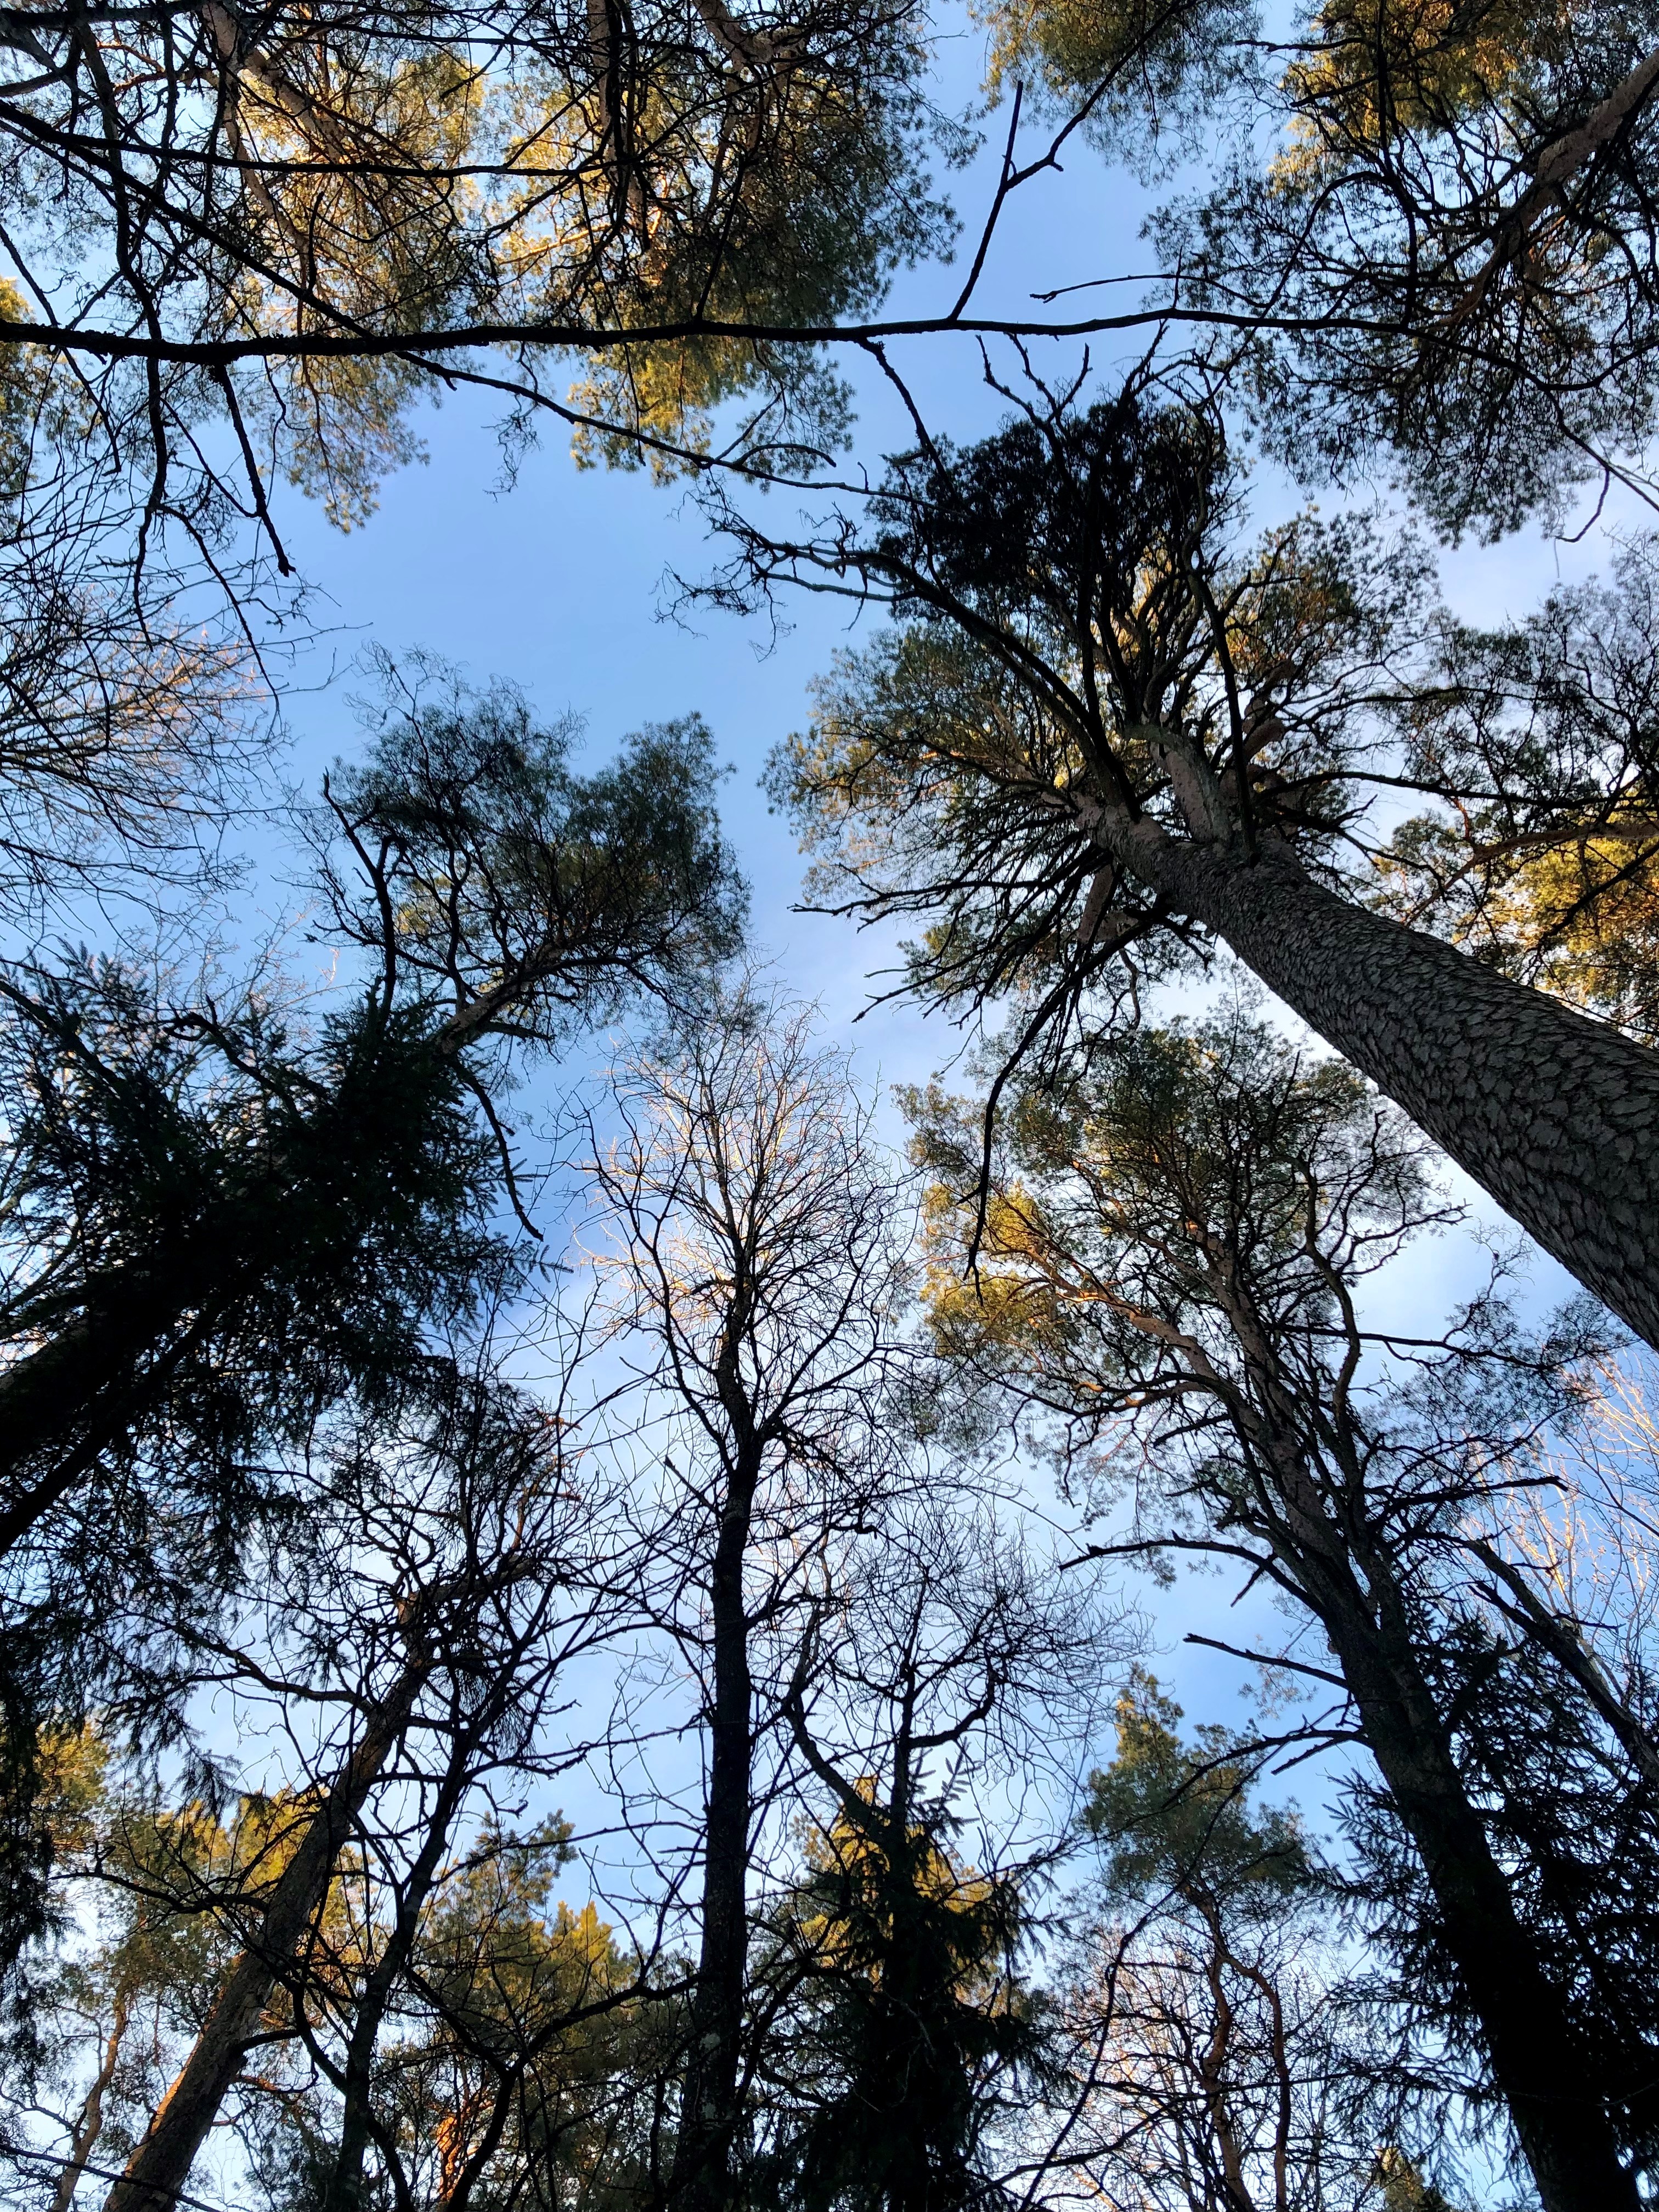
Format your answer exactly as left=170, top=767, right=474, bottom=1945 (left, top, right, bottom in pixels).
left=981, top=0, right=1659, bottom=532
left=5, top=1745, right=353, bottom=2196
left=978, top=0, right=1258, bottom=172
left=0, top=963, right=514, bottom=1965
left=242, top=1817, right=665, bottom=2212
left=0, top=659, right=746, bottom=1982
left=565, top=27, right=964, bottom=475
left=903, top=1008, right=1441, bottom=1427
left=764, top=1788, right=1043, bottom=2212
left=906, top=1007, right=1645, bottom=2196
left=1219, top=3, right=1659, bottom=533
left=325, top=653, right=747, bottom=1042
left=2, top=962, right=509, bottom=1423
left=0, top=653, right=743, bottom=1560
left=1377, top=536, right=1659, bottom=1040
left=1044, top=1676, right=1393, bottom=2211
left=0, top=1720, right=109, bottom=2038
left=871, top=394, right=1238, bottom=635
left=1374, top=2147, right=1457, bottom=2212
left=0, top=0, right=963, bottom=550
left=1086, top=1670, right=1312, bottom=1915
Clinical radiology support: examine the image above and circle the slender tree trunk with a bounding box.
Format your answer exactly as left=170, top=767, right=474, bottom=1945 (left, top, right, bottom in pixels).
left=1102, top=813, right=1659, bottom=1349
left=324, top=1733, right=477, bottom=2212
left=1268, top=1508, right=1638, bottom=2212
left=668, top=1448, right=759, bottom=2212
left=1191, top=1901, right=1255, bottom=2212
left=53, top=1982, right=130, bottom=2212
left=105, top=1656, right=428, bottom=2212
left=1197, top=1244, right=1640, bottom=2208
left=1466, top=1539, right=1659, bottom=1787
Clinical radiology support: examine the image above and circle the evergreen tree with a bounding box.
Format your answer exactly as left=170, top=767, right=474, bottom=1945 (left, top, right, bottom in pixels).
left=755, top=390, right=1659, bottom=1348
left=1035, top=1673, right=1396, bottom=2212
left=767, top=1791, right=1036, bottom=2212
left=906, top=1007, right=1646, bottom=2210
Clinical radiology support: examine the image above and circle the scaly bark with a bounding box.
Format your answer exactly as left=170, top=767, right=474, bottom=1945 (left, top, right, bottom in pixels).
left=1098, top=811, right=1659, bottom=1350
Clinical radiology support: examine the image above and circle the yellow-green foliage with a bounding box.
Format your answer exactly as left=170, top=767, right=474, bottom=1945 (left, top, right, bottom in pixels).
left=1282, top=0, right=1565, bottom=160
left=979, top=0, right=1248, bottom=138
left=1378, top=811, right=1659, bottom=1040
left=1482, top=831, right=1659, bottom=1035
left=794, top=1784, right=1001, bottom=1994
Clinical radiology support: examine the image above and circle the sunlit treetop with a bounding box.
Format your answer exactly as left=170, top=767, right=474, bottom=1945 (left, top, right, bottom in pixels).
left=970, top=0, right=1659, bottom=531
left=0, top=0, right=961, bottom=557
left=1085, top=1671, right=1313, bottom=1916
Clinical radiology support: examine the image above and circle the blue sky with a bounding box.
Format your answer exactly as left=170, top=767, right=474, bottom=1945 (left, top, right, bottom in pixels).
left=257, top=24, right=1632, bottom=1060
left=239, top=33, right=1629, bottom=1751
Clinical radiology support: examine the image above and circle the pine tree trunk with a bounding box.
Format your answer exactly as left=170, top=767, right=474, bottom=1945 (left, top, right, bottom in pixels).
left=52, top=1983, right=129, bottom=2212
left=1254, top=1471, right=1639, bottom=2212
left=1108, top=816, right=1659, bottom=1348
left=104, top=1658, right=428, bottom=2212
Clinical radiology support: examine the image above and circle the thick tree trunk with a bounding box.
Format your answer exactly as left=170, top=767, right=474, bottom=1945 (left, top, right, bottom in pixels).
left=0, top=1248, right=227, bottom=1502
left=105, top=1658, right=428, bottom=2212
left=1273, top=1513, right=1638, bottom=2212
left=1109, top=816, right=1659, bottom=1349
left=668, top=1452, right=758, bottom=2212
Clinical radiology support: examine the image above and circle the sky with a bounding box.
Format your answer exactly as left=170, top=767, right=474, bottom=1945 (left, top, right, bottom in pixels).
left=7, top=31, right=1646, bottom=2210
left=253, top=12, right=1631, bottom=1069
left=229, top=14, right=1635, bottom=1757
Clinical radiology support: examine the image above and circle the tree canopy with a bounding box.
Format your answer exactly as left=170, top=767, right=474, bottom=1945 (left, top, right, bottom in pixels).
left=6, top=0, right=1659, bottom=2208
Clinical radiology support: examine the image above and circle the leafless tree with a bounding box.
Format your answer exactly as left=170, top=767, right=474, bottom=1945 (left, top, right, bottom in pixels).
left=588, top=979, right=918, bottom=2212
left=769, top=1492, right=1121, bottom=2212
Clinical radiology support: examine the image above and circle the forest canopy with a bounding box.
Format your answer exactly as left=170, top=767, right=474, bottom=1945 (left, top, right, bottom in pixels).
left=4, top=1, right=1659, bottom=2209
